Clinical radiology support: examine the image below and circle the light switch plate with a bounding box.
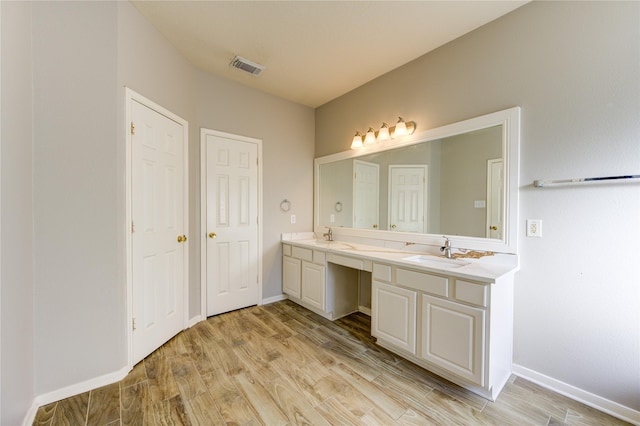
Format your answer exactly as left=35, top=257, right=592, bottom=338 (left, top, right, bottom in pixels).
left=526, top=219, right=542, bottom=237
left=290, top=214, right=296, bottom=224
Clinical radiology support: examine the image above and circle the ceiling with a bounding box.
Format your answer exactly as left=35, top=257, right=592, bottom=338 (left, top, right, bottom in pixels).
left=131, top=1, right=528, bottom=108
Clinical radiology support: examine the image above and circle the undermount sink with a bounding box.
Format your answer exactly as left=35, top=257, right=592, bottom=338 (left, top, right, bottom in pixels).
left=402, top=254, right=470, bottom=269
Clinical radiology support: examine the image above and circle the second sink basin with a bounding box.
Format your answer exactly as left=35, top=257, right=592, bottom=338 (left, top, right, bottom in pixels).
left=402, top=255, right=470, bottom=269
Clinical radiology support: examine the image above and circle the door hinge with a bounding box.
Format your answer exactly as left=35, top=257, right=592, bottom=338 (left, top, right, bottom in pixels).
left=132, top=317, right=137, bottom=331
left=130, top=122, right=136, bottom=135
left=131, top=221, right=135, bottom=233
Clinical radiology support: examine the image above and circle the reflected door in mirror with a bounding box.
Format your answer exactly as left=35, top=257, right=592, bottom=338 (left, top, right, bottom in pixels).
left=353, top=160, right=379, bottom=229
left=389, top=165, right=428, bottom=233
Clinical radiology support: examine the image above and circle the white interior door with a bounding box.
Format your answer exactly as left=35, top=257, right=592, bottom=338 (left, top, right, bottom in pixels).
left=389, top=165, right=428, bottom=233
left=131, top=98, right=187, bottom=365
left=486, top=159, right=503, bottom=239
left=204, top=130, right=260, bottom=317
left=353, top=160, right=379, bottom=229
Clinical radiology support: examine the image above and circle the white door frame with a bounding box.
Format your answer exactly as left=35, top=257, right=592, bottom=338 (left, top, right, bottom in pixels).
left=125, top=87, right=189, bottom=368
left=200, top=128, right=263, bottom=318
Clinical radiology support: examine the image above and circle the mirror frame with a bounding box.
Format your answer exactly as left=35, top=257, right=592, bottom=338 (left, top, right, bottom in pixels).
left=314, top=107, right=520, bottom=254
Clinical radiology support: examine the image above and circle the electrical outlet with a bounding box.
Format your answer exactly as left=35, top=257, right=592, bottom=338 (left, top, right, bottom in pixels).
left=330, top=214, right=335, bottom=223
left=526, top=219, right=542, bottom=237
left=290, top=214, right=296, bottom=224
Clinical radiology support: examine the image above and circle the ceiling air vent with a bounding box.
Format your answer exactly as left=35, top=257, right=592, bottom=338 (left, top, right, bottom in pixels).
left=229, top=55, right=265, bottom=76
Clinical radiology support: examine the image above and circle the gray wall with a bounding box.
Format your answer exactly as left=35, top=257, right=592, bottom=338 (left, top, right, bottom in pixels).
left=194, top=69, right=314, bottom=300
left=117, top=0, right=198, bottom=322
left=315, top=1, right=639, bottom=411
left=1, top=2, right=35, bottom=424
left=32, top=1, right=121, bottom=396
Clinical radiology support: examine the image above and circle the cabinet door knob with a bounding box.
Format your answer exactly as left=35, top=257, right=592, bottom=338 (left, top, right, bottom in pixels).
left=208, top=232, right=217, bottom=239
left=391, top=224, right=397, bottom=229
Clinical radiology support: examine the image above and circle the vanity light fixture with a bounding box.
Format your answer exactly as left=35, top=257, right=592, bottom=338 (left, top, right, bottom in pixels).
left=393, top=117, right=408, bottom=137
left=351, top=131, right=364, bottom=149
left=364, top=128, right=377, bottom=145
left=351, top=117, right=416, bottom=149
left=377, top=122, right=391, bottom=141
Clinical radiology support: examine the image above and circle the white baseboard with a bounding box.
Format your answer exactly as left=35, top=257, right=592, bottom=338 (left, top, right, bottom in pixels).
left=188, top=314, right=203, bottom=328
left=512, top=364, right=640, bottom=425
left=358, top=305, right=371, bottom=316
left=24, top=365, right=130, bottom=426
left=261, top=293, right=287, bottom=305
left=22, top=401, right=39, bottom=426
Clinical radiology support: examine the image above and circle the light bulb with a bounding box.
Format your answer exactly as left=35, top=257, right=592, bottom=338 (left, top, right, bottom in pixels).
left=351, top=131, right=363, bottom=149
left=394, top=117, right=407, bottom=137
left=377, top=123, right=390, bottom=141
left=364, top=128, right=376, bottom=144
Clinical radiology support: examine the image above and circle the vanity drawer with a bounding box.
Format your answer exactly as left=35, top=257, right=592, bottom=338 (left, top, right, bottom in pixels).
left=282, top=244, right=292, bottom=256
left=454, top=280, right=488, bottom=307
left=373, top=263, right=392, bottom=283
left=327, top=253, right=372, bottom=272
left=313, top=250, right=326, bottom=265
left=396, top=268, right=448, bottom=297
left=292, top=246, right=313, bottom=262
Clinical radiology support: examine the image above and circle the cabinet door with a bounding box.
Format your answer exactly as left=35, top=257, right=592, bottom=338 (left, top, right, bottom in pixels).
left=301, top=261, right=326, bottom=311
left=420, top=294, right=486, bottom=386
left=372, top=281, right=416, bottom=354
left=282, top=256, right=301, bottom=298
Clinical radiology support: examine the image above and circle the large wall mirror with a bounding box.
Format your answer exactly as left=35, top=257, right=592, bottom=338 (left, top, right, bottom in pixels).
left=314, top=107, right=520, bottom=254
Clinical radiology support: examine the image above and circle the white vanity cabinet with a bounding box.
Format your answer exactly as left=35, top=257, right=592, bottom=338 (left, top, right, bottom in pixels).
left=372, top=263, right=417, bottom=354
left=282, top=245, right=302, bottom=298
left=421, top=294, right=485, bottom=386
left=371, top=262, right=513, bottom=401
left=282, top=244, right=326, bottom=310
left=301, top=260, right=326, bottom=311
left=282, top=242, right=362, bottom=320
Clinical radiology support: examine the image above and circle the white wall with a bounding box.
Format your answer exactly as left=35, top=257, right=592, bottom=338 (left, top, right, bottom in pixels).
left=315, top=1, right=640, bottom=415
left=0, top=2, right=35, bottom=424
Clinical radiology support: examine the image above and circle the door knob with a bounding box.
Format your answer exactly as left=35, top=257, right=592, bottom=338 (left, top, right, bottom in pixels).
left=490, top=226, right=498, bottom=231
left=373, top=224, right=378, bottom=229
left=208, top=232, right=217, bottom=239
left=177, top=235, right=187, bottom=243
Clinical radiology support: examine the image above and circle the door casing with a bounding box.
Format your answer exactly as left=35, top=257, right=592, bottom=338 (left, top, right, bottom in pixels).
left=125, top=87, right=189, bottom=368
left=200, top=128, right=263, bottom=318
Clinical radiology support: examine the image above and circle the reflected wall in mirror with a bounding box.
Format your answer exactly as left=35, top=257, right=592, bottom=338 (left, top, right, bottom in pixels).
left=314, top=107, right=520, bottom=254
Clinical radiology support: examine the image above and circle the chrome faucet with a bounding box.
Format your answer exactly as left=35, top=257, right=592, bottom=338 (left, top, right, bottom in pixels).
left=323, top=227, right=333, bottom=241
left=440, top=236, right=452, bottom=259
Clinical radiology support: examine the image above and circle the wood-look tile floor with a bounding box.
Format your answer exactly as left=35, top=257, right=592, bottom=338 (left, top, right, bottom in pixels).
left=33, top=300, right=630, bottom=425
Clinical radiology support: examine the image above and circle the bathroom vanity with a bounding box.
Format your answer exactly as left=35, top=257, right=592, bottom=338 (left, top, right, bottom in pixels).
left=282, top=236, right=517, bottom=401
left=282, top=107, right=522, bottom=400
